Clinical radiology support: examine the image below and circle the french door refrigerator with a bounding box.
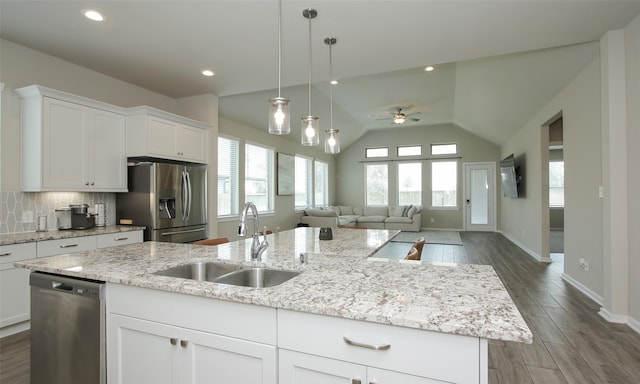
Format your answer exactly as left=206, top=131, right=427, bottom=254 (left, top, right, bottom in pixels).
left=116, top=161, right=207, bottom=243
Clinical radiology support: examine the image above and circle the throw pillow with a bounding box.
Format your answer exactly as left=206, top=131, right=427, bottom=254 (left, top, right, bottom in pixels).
left=390, top=206, right=404, bottom=217
left=407, top=205, right=417, bottom=218
left=338, top=205, right=354, bottom=215
left=402, top=205, right=413, bottom=217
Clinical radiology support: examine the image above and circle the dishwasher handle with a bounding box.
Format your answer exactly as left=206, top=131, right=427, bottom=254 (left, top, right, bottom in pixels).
left=52, top=281, right=74, bottom=292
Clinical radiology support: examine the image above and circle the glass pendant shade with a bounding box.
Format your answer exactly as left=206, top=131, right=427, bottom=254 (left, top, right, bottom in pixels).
left=268, top=97, right=290, bottom=134
left=324, top=129, right=340, bottom=153
left=301, top=116, right=319, bottom=146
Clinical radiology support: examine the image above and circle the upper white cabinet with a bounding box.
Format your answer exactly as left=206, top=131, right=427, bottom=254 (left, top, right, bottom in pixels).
left=15, top=85, right=127, bottom=192
left=126, top=106, right=210, bottom=164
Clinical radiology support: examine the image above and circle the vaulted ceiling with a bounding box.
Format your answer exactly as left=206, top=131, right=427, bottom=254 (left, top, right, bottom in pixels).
left=2, top=1, right=639, bottom=148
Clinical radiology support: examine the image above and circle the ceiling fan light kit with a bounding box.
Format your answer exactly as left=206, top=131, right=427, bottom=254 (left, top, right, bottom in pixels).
left=268, top=0, right=290, bottom=135
left=301, top=8, right=320, bottom=146
left=324, top=36, right=340, bottom=154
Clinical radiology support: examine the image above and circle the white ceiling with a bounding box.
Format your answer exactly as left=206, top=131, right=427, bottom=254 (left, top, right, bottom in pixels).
left=2, top=1, right=640, bottom=148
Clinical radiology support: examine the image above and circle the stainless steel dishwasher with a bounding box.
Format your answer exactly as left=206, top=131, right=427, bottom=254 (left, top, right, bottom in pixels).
left=30, top=272, right=106, bottom=384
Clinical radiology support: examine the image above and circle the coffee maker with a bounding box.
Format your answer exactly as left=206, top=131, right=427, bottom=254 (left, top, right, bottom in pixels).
left=69, top=204, right=95, bottom=229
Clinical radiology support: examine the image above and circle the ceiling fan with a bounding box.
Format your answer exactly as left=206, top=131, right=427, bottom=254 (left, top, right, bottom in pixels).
left=371, top=107, right=422, bottom=124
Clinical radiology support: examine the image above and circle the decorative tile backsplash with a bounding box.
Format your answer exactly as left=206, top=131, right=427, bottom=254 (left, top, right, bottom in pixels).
left=0, top=191, right=116, bottom=234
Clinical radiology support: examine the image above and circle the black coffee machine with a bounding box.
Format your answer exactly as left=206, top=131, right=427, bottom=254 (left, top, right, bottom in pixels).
left=69, top=204, right=95, bottom=230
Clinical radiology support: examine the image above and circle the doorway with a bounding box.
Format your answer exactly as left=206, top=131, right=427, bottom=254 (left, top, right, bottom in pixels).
left=463, top=162, right=496, bottom=231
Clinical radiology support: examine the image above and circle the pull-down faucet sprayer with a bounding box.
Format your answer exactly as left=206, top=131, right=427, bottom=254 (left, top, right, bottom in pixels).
left=238, top=202, right=269, bottom=260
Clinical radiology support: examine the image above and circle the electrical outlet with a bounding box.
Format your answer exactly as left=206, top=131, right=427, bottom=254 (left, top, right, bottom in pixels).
left=429, top=218, right=435, bottom=223
left=579, top=258, right=590, bottom=271
left=22, top=211, right=34, bottom=223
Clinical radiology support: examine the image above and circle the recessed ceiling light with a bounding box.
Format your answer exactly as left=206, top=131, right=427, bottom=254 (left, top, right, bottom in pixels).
left=83, top=9, right=104, bottom=22
left=331, top=80, right=338, bottom=85
left=425, top=66, right=435, bottom=72
left=202, top=70, right=214, bottom=77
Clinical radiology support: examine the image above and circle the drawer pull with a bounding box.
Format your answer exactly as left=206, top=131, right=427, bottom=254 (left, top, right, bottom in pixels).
left=180, top=339, right=188, bottom=348
left=60, top=244, right=79, bottom=249
left=170, top=337, right=178, bottom=345
left=113, top=237, right=129, bottom=241
left=343, top=336, right=391, bottom=351
left=0, top=252, right=12, bottom=257
left=352, top=380, right=361, bottom=384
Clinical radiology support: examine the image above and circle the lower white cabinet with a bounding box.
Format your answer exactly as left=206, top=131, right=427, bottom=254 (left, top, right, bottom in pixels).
left=0, top=243, right=36, bottom=336
left=279, top=349, right=445, bottom=384
left=109, top=314, right=277, bottom=384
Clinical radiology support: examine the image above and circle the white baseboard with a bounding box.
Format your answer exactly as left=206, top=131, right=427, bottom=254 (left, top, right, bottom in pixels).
left=598, top=307, right=627, bottom=323
left=627, top=316, right=640, bottom=334
left=499, top=231, right=552, bottom=263
left=0, top=321, right=30, bottom=338
left=561, top=273, right=604, bottom=306
left=421, top=227, right=464, bottom=232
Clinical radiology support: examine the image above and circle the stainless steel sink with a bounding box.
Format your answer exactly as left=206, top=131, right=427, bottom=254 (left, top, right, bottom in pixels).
left=153, top=261, right=239, bottom=282
left=213, top=268, right=301, bottom=288
left=153, top=262, right=300, bottom=288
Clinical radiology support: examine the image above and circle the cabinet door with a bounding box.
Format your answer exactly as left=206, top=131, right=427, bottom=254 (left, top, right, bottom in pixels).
left=182, top=329, right=276, bottom=384
left=147, top=117, right=179, bottom=158
left=108, top=314, right=180, bottom=384
left=178, top=125, right=206, bottom=163
left=43, top=98, right=87, bottom=189
left=90, top=109, right=126, bottom=191
left=0, top=265, right=31, bottom=328
left=368, top=367, right=448, bottom=384
left=279, top=349, right=366, bottom=384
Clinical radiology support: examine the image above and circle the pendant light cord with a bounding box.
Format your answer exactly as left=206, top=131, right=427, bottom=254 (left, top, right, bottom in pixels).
left=307, top=10, right=312, bottom=115
left=277, top=0, right=282, bottom=98
left=329, top=41, right=333, bottom=130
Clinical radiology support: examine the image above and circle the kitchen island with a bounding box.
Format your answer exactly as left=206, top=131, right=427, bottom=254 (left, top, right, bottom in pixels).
left=16, top=227, right=531, bottom=384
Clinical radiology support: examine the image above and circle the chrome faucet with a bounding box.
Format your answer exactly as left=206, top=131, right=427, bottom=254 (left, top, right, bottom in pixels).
left=238, top=202, right=269, bottom=260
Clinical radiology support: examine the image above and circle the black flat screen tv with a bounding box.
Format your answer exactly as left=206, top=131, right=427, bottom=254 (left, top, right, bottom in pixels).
left=500, top=154, right=520, bottom=198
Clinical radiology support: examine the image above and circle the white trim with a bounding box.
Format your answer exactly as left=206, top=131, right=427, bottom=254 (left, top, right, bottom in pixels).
left=627, top=316, right=640, bottom=334
left=499, top=230, right=552, bottom=263
left=598, top=307, right=626, bottom=323
left=561, top=273, right=604, bottom=305
left=463, top=162, right=497, bottom=232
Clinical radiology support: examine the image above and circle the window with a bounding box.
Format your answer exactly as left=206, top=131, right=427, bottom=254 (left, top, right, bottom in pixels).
left=218, top=136, right=239, bottom=216
left=398, top=162, right=422, bottom=205
left=365, top=163, right=388, bottom=206
left=245, top=143, right=274, bottom=213
left=398, top=145, right=422, bottom=157
left=314, top=160, right=329, bottom=207
left=549, top=161, right=564, bottom=207
left=431, top=143, right=457, bottom=155
left=295, top=155, right=313, bottom=209
left=431, top=161, right=457, bottom=208
left=365, top=147, right=388, bottom=158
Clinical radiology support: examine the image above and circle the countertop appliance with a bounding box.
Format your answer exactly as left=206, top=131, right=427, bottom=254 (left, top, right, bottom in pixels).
left=116, top=160, right=208, bottom=242
left=69, top=204, right=95, bottom=229
left=30, top=272, right=106, bottom=384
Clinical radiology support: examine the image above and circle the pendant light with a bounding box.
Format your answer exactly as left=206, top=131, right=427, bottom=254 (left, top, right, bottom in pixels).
left=324, top=37, right=340, bottom=154
left=301, top=8, right=319, bottom=146
left=268, top=0, right=290, bottom=135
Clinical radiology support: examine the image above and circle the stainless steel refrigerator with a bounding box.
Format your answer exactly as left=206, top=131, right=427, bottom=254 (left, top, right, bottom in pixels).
left=116, top=161, right=207, bottom=243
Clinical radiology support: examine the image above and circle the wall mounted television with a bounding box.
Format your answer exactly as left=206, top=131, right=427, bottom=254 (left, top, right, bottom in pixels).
left=500, top=154, right=521, bottom=198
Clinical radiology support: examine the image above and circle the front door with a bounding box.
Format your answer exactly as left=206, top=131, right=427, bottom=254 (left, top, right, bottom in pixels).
left=463, top=163, right=496, bottom=231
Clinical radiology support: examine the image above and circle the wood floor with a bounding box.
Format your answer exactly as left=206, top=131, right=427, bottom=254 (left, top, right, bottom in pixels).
left=1, top=232, right=639, bottom=384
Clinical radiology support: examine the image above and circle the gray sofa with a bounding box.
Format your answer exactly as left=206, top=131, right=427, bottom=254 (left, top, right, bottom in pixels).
left=301, top=205, right=422, bottom=232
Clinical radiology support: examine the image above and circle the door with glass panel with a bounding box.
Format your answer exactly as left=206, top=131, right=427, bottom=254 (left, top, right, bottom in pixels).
left=463, top=163, right=496, bottom=231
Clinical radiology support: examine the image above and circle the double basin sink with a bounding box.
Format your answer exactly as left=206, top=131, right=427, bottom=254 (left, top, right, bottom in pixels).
left=153, top=261, right=300, bottom=288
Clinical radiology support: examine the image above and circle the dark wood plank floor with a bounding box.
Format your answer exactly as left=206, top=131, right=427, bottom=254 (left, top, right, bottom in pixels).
left=1, top=232, right=638, bottom=384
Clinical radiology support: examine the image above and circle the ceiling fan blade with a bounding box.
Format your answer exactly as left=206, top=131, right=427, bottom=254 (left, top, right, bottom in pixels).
left=409, top=118, right=421, bottom=122
left=406, top=111, right=422, bottom=118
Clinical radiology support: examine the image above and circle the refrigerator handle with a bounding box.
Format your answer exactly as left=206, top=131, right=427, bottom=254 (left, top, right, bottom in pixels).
left=180, top=171, right=188, bottom=221
left=185, top=171, right=192, bottom=221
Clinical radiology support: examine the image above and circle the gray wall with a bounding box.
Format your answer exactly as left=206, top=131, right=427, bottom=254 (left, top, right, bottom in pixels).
left=216, top=117, right=336, bottom=240
left=335, top=123, right=499, bottom=230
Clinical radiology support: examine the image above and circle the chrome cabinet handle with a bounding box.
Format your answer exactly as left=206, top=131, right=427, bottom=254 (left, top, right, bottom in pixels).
left=343, top=336, right=391, bottom=351
left=113, top=237, right=128, bottom=241
left=59, top=244, right=79, bottom=248
left=170, top=338, right=178, bottom=345
left=180, top=339, right=188, bottom=348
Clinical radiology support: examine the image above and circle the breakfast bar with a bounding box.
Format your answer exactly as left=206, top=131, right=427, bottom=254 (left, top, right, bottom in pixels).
left=16, top=227, right=532, bottom=383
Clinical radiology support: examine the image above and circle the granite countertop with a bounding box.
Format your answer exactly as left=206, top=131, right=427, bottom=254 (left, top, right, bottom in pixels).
left=0, top=225, right=146, bottom=246
left=14, top=227, right=532, bottom=343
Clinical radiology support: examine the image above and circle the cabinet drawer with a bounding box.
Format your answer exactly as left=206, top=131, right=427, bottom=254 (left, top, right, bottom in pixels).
left=278, top=310, right=480, bottom=383
left=0, top=242, right=37, bottom=265
left=37, top=236, right=96, bottom=257
left=97, top=231, right=143, bottom=248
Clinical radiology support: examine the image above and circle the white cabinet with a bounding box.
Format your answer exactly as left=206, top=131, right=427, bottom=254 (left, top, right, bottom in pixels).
left=277, top=309, right=486, bottom=384
left=96, top=231, right=144, bottom=248
left=107, top=284, right=277, bottom=384
left=126, top=106, right=209, bottom=164
left=0, top=243, right=36, bottom=336
left=279, top=349, right=443, bottom=384
left=15, top=85, right=127, bottom=192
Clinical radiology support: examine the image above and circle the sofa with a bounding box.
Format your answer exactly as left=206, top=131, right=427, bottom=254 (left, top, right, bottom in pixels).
left=301, top=205, right=422, bottom=232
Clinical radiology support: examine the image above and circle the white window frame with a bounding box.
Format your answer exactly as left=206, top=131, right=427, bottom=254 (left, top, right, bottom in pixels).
left=397, top=162, right=422, bottom=206
left=549, top=160, right=564, bottom=208
left=397, top=145, right=422, bottom=157
left=217, top=135, right=239, bottom=218
left=431, top=143, right=458, bottom=156
left=365, top=147, right=389, bottom=158
left=431, top=160, right=458, bottom=209
left=244, top=142, right=275, bottom=214
left=314, top=160, right=329, bottom=207
left=295, top=154, right=313, bottom=209
left=365, top=162, right=389, bottom=206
